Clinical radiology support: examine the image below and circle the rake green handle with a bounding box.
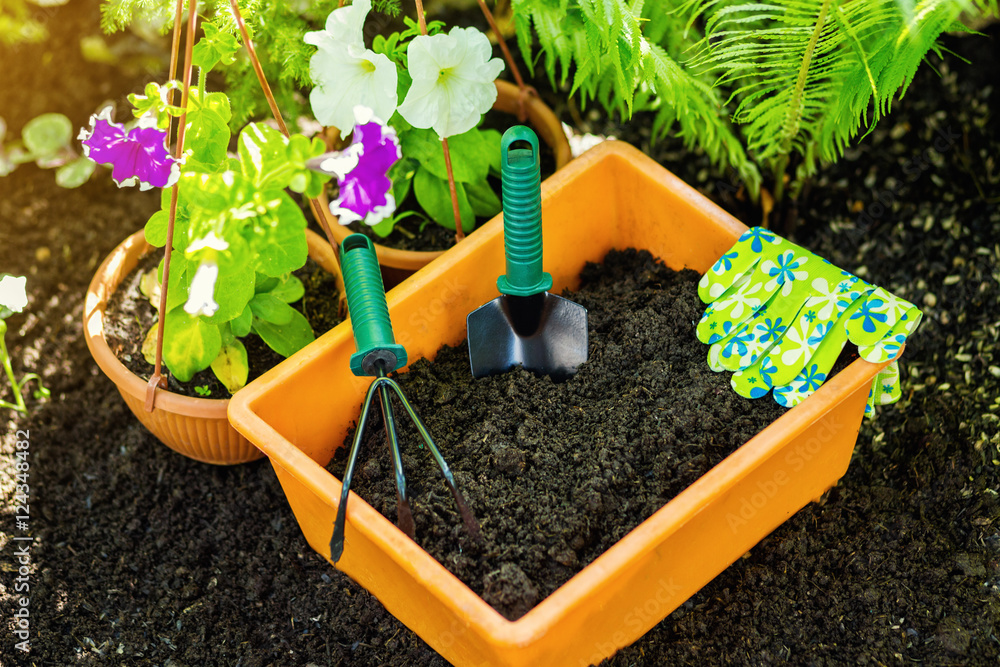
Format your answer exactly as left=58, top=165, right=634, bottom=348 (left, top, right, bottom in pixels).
left=497, top=126, right=552, bottom=298
left=340, top=234, right=406, bottom=377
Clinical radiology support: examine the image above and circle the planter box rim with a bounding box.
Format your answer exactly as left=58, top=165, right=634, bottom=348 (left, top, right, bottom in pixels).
left=228, top=139, right=887, bottom=663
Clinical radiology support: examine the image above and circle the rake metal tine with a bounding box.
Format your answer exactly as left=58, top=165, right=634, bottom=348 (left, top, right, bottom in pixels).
left=374, top=371, right=415, bottom=540
left=330, top=378, right=381, bottom=563
left=382, top=377, right=481, bottom=540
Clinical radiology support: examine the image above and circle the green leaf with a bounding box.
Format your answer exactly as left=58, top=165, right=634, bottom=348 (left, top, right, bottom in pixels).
left=249, top=293, right=294, bottom=325
left=173, top=172, right=233, bottom=223
left=196, top=90, right=233, bottom=124
left=252, top=193, right=308, bottom=277
left=413, top=167, right=474, bottom=232
left=238, top=122, right=293, bottom=189
left=271, top=275, right=305, bottom=304
left=55, top=157, right=96, bottom=188
left=388, top=156, right=417, bottom=207
left=159, top=255, right=192, bottom=314
left=465, top=179, right=502, bottom=218
left=141, top=324, right=159, bottom=365
left=230, top=305, right=253, bottom=337
left=369, top=216, right=398, bottom=238
left=254, top=273, right=280, bottom=294
left=482, top=129, right=502, bottom=175
left=162, top=307, right=222, bottom=382
left=185, top=91, right=231, bottom=166
left=286, top=133, right=330, bottom=196
left=139, top=269, right=160, bottom=310
left=202, top=259, right=255, bottom=325
left=210, top=338, right=249, bottom=394
left=252, top=308, right=314, bottom=358
left=23, top=113, right=71, bottom=157
left=400, top=127, right=491, bottom=183
left=128, top=81, right=182, bottom=129
left=192, top=22, right=241, bottom=73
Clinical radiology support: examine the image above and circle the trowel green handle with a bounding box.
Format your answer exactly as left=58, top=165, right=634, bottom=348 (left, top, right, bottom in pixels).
left=340, top=234, right=407, bottom=377
left=497, top=126, right=553, bottom=298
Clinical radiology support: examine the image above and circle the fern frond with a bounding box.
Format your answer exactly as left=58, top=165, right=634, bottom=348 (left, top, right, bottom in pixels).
left=690, top=0, right=970, bottom=197
left=100, top=0, right=181, bottom=34
left=807, top=0, right=970, bottom=174
left=644, top=40, right=761, bottom=193
left=512, top=0, right=759, bottom=194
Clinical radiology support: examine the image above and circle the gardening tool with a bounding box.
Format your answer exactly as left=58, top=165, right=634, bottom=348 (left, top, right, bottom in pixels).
left=330, top=233, right=478, bottom=563
left=466, top=126, right=588, bottom=379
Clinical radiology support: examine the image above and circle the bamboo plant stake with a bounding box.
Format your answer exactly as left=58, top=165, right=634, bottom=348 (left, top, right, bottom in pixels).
left=228, top=0, right=347, bottom=299
left=475, top=0, right=535, bottom=122
left=145, top=0, right=198, bottom=412
left=412, top=0, right=467, bottom=243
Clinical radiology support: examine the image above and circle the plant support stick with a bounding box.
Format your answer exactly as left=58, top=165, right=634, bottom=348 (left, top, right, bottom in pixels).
left=414, top=0, right=466, bottom=244
left=229, top=0, right=347, bottom=300
left=146, top=0, right=198, bottom=412
left=475, top=0, right=534, bottom=121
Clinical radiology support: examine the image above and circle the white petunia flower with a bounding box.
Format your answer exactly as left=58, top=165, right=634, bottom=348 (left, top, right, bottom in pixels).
left=184, top=262, right=220, bottom=318
left=307, top=0, right=371, bottom=47
left=0, top=275, right=28, bottom=314
left=397, top=27, right=504, bottom=138
left=305, top=0, right=398, bottom=134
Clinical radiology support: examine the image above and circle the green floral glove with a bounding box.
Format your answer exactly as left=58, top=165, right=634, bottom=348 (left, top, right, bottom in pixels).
left=697, top=227, right=922, bottom=416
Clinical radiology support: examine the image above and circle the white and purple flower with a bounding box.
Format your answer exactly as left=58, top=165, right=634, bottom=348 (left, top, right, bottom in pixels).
left=78, top=108, right=179, bottom=191
left=311, top=106, right=401, bottom=226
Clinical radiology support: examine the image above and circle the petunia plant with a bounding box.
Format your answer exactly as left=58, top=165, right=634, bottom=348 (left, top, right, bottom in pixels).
left=1, top=113, right=96, bottom=187
left=0, top=275, right=49, bottom=412
left=80, top=19, right=348, bottom=394
left=304, top=0, right=506, bottom=240
left=696, top=227, right=923, bottom=417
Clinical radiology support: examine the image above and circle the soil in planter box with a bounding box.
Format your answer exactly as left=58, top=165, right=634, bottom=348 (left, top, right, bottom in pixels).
left=103, top=252, right=343, bottom=398
left=329, top=248, right=852, bottom=621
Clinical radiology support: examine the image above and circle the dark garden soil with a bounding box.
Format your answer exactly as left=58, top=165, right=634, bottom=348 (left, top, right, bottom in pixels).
left=103, top=252, right=342, bottom=399
left=346, top=215, right=459, bottom=253
left=328, top=250, right=795, bottom=621
left=1, top=1, right=998, bottom=665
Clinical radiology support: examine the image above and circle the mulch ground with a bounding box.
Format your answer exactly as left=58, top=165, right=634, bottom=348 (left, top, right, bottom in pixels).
left=1, top=2, right=997, bottom=665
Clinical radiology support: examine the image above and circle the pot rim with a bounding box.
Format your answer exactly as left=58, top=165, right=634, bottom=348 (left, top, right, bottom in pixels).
left=83, top=228, right=338, bottom=417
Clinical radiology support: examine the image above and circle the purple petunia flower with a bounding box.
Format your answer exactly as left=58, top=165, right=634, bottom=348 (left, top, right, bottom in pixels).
left=78, top=108, right=179, bottom=191
left=310, top=106, right=401, bottom=226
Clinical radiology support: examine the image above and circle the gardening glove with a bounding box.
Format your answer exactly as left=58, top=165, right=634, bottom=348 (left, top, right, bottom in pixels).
left=697, top=227, right=922, bottom=415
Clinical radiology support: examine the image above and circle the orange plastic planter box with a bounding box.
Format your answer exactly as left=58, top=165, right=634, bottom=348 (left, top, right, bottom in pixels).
left=229, top=141, right=889, bottom=666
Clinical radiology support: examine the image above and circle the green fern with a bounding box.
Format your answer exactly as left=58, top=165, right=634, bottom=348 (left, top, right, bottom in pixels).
left=514, top=0, right=989, bottom=203
left=691, top=0, right=972, bottom=199
left=512, top=0, right=762, bottom=196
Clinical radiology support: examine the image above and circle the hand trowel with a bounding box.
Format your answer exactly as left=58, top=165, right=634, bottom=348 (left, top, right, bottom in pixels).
left=466, top=126, right=588, bottom=380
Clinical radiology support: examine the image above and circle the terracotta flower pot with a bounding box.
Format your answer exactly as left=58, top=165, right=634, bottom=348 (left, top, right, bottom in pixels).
left=84, top=229, right=339, bottom=465
left=228, top=141, right=895, bottom=664
left=326, top=79, right=573, bottom=287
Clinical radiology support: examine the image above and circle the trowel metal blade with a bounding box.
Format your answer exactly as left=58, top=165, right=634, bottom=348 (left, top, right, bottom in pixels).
left=467, top=293, right=588, bottom=380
